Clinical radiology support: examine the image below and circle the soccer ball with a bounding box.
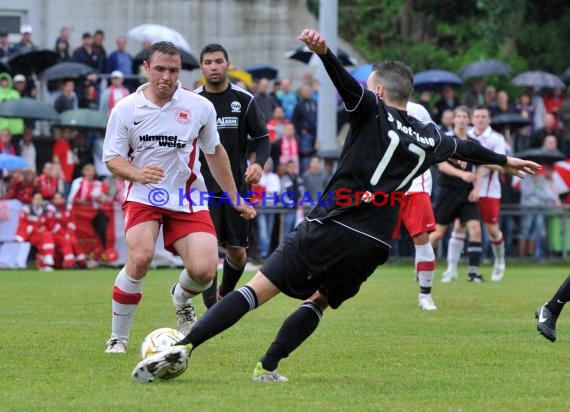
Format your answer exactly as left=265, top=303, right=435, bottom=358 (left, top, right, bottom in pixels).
left=140, top=328, right=188, bottom=380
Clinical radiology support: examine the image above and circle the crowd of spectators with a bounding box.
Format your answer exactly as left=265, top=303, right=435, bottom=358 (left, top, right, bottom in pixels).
left=1, top=23, right=570, bottom=268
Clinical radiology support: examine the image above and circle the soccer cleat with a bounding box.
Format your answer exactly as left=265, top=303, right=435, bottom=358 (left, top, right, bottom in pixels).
left=252, top=361, right=288, bottom=382
left=468, top=273, right=484, bottom=283
left=171, top=284, right=197, bottom=335
left=132, top=346, right=189, bottom=383
left=418, top=294, right=438, bottom=311
left=491, top=263, right=505, bottom=282
left=104, top=337, right=128, bottom=354
left=535, top=303, right=557, bottom=342
left=441, top=269, right=458, bottom=283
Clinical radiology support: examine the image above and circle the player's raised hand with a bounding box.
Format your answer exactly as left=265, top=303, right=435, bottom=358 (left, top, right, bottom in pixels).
left=298, top=29, right=327, bottom=55
left=136, top=164, right=165, bottom=184
left=503, top=157, right=541, bottom=179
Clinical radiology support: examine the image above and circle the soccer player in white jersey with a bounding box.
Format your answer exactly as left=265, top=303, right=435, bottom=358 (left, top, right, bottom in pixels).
left=392, top=102, right=438, bottom=310
left=444, top=106, right=506, bottom=282
left=102, top=42, right=256, bottom=353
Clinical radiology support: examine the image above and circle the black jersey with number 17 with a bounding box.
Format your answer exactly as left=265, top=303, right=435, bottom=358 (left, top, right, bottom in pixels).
left=307, top=73, right=457, bottom=246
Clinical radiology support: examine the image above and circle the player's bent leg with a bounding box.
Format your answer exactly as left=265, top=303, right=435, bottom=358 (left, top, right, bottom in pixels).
left=254, top=291, right=329, bottom=382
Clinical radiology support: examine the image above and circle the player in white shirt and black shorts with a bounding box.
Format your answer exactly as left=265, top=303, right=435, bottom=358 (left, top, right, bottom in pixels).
left=102, top=41, right=255, bottom=354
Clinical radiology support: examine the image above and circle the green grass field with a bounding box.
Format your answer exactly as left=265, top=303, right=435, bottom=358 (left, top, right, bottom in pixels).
left=1, top=262, right=569, bottom=411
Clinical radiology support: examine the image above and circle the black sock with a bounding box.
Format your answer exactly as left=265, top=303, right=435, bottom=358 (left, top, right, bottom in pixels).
left=202, top=272, right=218, bottom=309
left=260, top=302, right=322, bottom=371
left=467, top=241, right=482, bottom=274
left=178, top=285, right=258, bottom=348
left=547, top=275, right=570, bottom=316
left=219, top=256, right=245, bottom=297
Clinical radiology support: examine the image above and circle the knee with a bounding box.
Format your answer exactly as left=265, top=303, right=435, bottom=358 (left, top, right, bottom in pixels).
left=186, top=260, right=217, bottom=285
left=129, top=248, right=154, bottom=272
left=227, top=247, right=247, bottom=265
left=469, top=226, right=482, bottom=239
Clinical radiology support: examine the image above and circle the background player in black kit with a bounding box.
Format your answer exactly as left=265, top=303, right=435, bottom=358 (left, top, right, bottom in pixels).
left=133, top=29, right=540, bottom=384
left=195, top=43, right=271, bottom=310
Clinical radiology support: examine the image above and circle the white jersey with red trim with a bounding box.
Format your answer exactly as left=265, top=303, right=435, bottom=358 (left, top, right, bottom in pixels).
left=468, top=125, right=506, bottom=199
left=405, top=102, right=433, bottom=195
left=103, top=82, right=220, bottom=212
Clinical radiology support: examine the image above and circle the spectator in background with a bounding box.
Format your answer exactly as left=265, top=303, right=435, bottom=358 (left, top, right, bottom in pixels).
left=13, top=73, right=36, bottom=98
left=514, top=92, right=535, bottom=152
left=15, top=192, right=55, bottom=272
left=78, top=80, right=99, bottom=110
left=491, top=90, right=514, bottom=117
left=52, top=127, right=78, bottom=194
left=99, top=70, right=129, bottom=115
left=55, top=37, right=72, bottom=63
left=302, top=156, right=329, bottom=203
left=255, top=78, right=279, bottom=122
left=277, top=123, right=299, bottom=173
left=36, top=162, right=58, bottom=201
left=73, top=33, right=97, bottom=70
left=254, top=158, right=281, bottom=259
left=0, top=74, right=24, bottom=137
left=438, top=108, right=454, bottom=135
left=92, top=29, right=107, bottom=74
left=18, top=126, right=36, bottom=171
left=54, top=26, right=71, bottom=55
left=54, top=79, right=79, bottom=113
left=279, top=160, right=302, bottom=236
left=484, top=85, right=497, bottom=112
left=460, top=77, right=485, bottom=108
left=266, top=106, right=290, bottom=165
left=277, top=77, right=297, bottom=120
left=543, top=87, right=565, bottom=130
left=530, top=113, right=562, bottom=150
left=292, top=85, right=318, bottom=173
left=13, top=24, right=36, bottom=54
left=106, top=36, right=133, bottom=75
left=433, top=85, right=458, bottom=124
left=0, top=31, right=15, bottom=59
left=5, top=168, right=36, bottom=204
left=559, top=90, right=570, bottom=158
left=0, top=128, right=16, bottom=154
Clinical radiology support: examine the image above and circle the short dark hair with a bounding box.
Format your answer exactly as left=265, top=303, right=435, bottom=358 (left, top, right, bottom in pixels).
left=0, top=32, right=7, bottom=37
left=94, top=29, right=104, bottom=36
left=199, top=43, right=229, bottom=63
left=371, top=60, right=414, bottom=105
left=473, top=105, right=491, bottom=116
left=82, top=32, right=91, bottom=39
left=147, top=41, right=182, bottom=63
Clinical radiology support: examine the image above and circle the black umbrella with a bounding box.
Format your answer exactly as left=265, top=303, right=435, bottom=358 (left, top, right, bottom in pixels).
left=413, top=70, right=463, bottom=92
left=286, top=45, right=357, bottom=66
left=39, top=62, right=94, bottom=81
left=7, top=49, right=58, bottom=76
left=458, top=59, right=512, bottom=79
left=0, top=97, right=59, bottom=121
left=244, top=64, right=279, bottom=80
left=0, top=60, right=11, bottom=74
left=491, top=113, right=531, bottom=129
left=132, top=49, right=199, bottom=71
left=515, top=148, right=566, bottom=164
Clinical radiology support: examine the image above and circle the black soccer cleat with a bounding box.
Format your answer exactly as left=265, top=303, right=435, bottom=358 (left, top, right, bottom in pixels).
left=535, top=303, right=558, bottom=342
left=468, top=273, right=484, bottom=283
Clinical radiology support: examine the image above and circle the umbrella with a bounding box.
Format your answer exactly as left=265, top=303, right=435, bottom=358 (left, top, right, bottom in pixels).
left=0, top=60, right=12, bottom=74
left=350, top=64, right=374, bottom=82
left=515, top=148, right=566, bottom=164
left=40, top=62, right=94, bottom=81
left=132, top=48, right=199, bottom=71
left=491, top=113, right=531, bottom=130
left=7, top=49, right=58, bottom=76
left=59, top=109, right=108, bottom=129
left=0, top=97, right=59, bottom=121
left=413, top=70, right=463, bottom=92
left=458, top=59, right=512, bottom=79
left=128, top=24, right=191, bottom=53
left=244, top=64, right=279, bottom=80
left=286, top=45, right=356, bottom=66
left=0, top=153, right=29, bottom=170
left=512, top=71, right=566, bottom=89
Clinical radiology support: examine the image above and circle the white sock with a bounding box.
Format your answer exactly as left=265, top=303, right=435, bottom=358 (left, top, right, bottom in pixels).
left=173, top=269, right=197, bottom=305
left=416, top=242, right=436, bottom=292
left=490, top=232, right=505, bottom=267
left=447, top=231, right=465, bottom=273
left=111, top=268, right=143, bottom=341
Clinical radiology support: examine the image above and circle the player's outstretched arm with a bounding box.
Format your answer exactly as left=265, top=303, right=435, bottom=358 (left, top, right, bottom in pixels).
left=204, top=144, right=256, bottom=220
left=502, top=156, right=541, bottom=179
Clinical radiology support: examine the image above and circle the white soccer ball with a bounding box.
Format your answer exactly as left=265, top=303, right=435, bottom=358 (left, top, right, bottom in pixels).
left=140, top=327, right=188, bottom=380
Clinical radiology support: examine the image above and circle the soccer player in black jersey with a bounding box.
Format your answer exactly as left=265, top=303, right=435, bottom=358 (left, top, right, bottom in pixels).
left=536, top=275, right=570, bottom=342
left=429, top=106, right=484, bottom=283
left=189, top=43, right=271, bottom=311
left=132, top=29, right=540, bottom=383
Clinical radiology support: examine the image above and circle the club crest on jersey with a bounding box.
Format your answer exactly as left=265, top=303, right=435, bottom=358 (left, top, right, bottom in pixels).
left=176, top=110, right=191, bottom=124
left=231, top=101, right=241, bottom=113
